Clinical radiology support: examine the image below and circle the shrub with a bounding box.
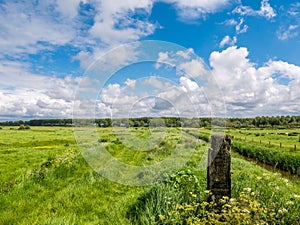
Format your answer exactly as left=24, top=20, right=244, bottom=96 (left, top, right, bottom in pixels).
left=52, top=148, right=79, bottom=168
left=18, top=125, right=30, bottom=130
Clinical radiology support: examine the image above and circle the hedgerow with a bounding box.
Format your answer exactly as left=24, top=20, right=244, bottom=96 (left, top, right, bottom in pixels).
left=232, top=140, right=300, bottom=174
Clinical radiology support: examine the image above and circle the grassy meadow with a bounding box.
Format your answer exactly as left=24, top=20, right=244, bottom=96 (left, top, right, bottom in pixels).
left=0, top=126, right=299, bottom=224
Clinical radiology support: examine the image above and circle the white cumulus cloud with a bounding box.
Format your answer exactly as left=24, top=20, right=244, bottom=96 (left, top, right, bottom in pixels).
left=219, top=35, right=237, bottom=48
left=233, top=0, right=276, bottom=20
left=210, top=46, right=300, bottom=117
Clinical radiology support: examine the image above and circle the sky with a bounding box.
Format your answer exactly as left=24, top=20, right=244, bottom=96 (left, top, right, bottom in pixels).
left=0, top=0, right=300, bottom=121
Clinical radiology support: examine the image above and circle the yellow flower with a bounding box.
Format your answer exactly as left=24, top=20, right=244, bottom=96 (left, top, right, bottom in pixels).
left=158, top=215, right=165, bottom=220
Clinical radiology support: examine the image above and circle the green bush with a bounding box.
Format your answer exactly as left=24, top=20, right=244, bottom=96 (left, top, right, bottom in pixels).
left=18, top=125, right=30, bottom=130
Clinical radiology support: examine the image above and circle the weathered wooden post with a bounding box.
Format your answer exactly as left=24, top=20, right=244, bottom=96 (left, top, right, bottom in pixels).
left=207, top=134, right=231, bottom=204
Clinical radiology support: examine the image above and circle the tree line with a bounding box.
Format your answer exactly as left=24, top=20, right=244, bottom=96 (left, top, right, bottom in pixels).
left=1, top=115, right=300, bottom=128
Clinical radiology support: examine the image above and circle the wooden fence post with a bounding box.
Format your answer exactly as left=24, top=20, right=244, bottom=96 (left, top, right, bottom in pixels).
left=207, top=134, right=231, bottom=204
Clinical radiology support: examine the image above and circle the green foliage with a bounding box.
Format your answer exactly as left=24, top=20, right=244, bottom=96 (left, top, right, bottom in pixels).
left=232, top=140, right=300, bottom=173
left=2, top=115, right=300, bottom=128
left=161, top=189, right=300, bottom=225
left=128, top=168, right=206, bottom=225
left=183, top=128, right=210, bottom=142
left=129, top=166, right=300, bottom=225
left=18, top=124, right=30, bottom=130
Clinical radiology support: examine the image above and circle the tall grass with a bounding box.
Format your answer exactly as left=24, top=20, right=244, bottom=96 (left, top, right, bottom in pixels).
left=128, top=158, right=300, bottom=224
left=232, top=140, right=300, bottom=173
left=1, top=127, right=300, bottom=224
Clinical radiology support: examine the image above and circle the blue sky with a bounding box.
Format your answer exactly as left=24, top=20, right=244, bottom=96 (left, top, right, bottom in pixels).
left=0, top=0, right=300, bottom=121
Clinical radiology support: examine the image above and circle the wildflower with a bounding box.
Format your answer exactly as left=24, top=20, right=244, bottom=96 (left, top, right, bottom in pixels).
left=222, top=196, right=229, bottom=201
left=278, top=208, right=288, bottom=214
left=286, top=201, right=294, bottom=206
left=243, top=187, right=251, bottom=193
left=229, top=198, right=235, bottom=202
left=293, top=194, right=300, bottom=199
left=224, top=204, right=231, bottom=208
left=158, top=215, right=165, bottom=220
left=241, top=209, right=250, bottom=214
left=282, top=208, right=288, bottom=213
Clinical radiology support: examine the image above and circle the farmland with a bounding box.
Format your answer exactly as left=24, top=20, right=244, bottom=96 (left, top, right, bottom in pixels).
left=184, top=127, right=300, bottom=174
left=0, top=126, right=300, bottom=224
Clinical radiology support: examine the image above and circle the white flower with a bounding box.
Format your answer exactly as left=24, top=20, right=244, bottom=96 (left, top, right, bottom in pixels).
left=243, top=187, right=251, bottom=193
left=242, top=209, right=250, bottom=214
left=224, top=204, right=231, bottom=208
left=278, top=208, right=288, bottom=214
left=293, top=194, right=300, bottom=199
left=286, top=201, right=294, bottom=206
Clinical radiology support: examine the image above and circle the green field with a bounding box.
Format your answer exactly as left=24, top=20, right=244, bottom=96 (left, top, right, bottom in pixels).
left=0, top=126, right=300, bottom=224
left=185, top=128, right=300, bottom=174
left=227, top=128, right=300, bottom=150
